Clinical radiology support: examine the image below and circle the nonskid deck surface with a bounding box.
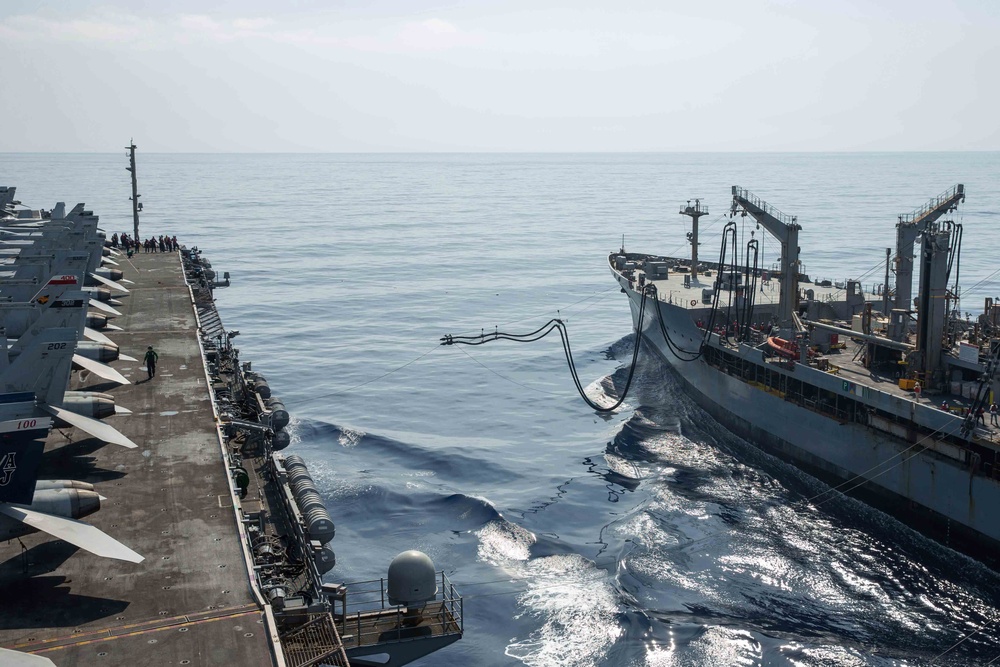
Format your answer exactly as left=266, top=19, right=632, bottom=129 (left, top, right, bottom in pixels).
left=0, top=251, right=273, bottom=666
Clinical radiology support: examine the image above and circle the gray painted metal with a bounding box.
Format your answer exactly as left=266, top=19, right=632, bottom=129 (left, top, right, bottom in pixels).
left=616, top=269, right=1000, bottom=551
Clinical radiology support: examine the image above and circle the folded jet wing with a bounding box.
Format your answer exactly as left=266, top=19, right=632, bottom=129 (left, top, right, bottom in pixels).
left=83, top=327, right=115, bottom=344
left=88, top=271, right=129, bottom=293
left=39, top=404, right=137, bottom=449
left=72, top=354, right=130, bottom=385
left=88, top=299, right=122, bottom=316
left=0, top=504, right=143, bottom=563
left=0, top=648, right=56, bottom=666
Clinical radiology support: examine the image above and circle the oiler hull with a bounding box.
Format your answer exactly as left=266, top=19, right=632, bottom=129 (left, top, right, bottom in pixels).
left=617, top=273, right=1000, bottom=564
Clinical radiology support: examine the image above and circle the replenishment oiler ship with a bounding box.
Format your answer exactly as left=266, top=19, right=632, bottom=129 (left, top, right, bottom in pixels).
left=610, top=184, right=1000, bottom=563
left=0, top=168, right=462, bottom=665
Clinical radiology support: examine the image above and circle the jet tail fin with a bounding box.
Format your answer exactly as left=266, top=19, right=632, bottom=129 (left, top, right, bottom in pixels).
left=0, top=392, right=53, bottom=504
left=7, top=295, right=88, bottom=361
left=28, top=273, right=81, bottom=303
left=0, top=439, right=46, bottom=504
left=1, top=327, right=77, bottom=406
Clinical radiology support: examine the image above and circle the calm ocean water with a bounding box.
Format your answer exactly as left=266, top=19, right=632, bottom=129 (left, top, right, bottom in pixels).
left=6, top=152, right=1000, bottom=666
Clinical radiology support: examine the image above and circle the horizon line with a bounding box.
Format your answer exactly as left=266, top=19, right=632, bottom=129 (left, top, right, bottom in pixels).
left=3, top=149, right=999, bottom=155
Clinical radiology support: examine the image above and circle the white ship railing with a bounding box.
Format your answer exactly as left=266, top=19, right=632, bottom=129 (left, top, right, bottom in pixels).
left=331, top=572, right=463, bottom=648
left=732, top=186, right=798, bottom=225
left=898, top=184, right=964, bottom=224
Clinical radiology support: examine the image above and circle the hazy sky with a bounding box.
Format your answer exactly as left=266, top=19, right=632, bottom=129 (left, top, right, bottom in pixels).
left=1, top=0, right=996, bottom=152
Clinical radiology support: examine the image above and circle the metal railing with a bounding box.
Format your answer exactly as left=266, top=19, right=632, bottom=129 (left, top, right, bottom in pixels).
left=898, top=184, right=964, bottom=224
left=280, top=613, right=349, bottom=667
left=679, top=201, right=709, bottom=215
left=331, top=572, right=463, bottom=648
left=732, top=186, right=798, bottom=225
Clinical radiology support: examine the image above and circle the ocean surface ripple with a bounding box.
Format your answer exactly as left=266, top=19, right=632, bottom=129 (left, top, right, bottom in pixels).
left=8, top=152, right=1000, bottom=665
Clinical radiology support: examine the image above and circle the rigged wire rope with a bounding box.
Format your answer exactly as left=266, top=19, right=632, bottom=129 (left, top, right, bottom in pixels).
left=802, top=418, right=965, bottom=509
left=298, top=344, right=440, bottom=404
left=456, top=346, right=565, bottom=396
left=958, top=262, right=1000, bottom=298
left=447, top=285, right=620, bottom=337
left=442, top=287, right=654, bottom=412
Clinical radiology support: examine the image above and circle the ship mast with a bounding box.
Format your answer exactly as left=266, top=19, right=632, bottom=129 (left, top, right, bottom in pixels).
left=679, top=199, right=708, bottom=280
left=887, top=184, right=964, bottom=342
left=126, top=140, right=141, bottom=241
left=730, top=186, right=801, bottom=327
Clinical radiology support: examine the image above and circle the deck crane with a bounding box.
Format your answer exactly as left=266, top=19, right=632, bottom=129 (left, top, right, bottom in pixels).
left=896, top=186, right=966, bottom=388
left=888, top=184, right=965, bottom=342
left=730, top=186, right=801, bottom=329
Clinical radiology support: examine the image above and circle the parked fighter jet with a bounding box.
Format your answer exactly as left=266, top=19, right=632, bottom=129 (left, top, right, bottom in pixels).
left=0, top=188, right=143, bottom=566
left=1, top=327, right=136, bottom=448
left=2, top=258, right=124, bottom=308
left=0, top=209, right=137, bottom=444
left=0, top=435, right=143, bottom=562
left=1, top=197, right=131, bottom=295
left=2, top=274, right=136, bottom=384
left=0, top=240, right=129, bottom=294
left=0, top=253, right=124, bottom=319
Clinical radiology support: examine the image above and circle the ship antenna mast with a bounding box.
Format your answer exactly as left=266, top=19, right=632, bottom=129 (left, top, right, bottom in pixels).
left=679, top=198, right=708, bottom=280
left=126, top=139, right=141, bottom=241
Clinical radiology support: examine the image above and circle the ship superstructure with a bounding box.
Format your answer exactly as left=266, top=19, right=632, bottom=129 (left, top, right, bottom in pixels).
left=611, top=185, right=1000, bottom=560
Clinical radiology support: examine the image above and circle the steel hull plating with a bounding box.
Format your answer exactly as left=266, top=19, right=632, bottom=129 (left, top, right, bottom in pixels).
left=619, top=276, right=1000, bottom=561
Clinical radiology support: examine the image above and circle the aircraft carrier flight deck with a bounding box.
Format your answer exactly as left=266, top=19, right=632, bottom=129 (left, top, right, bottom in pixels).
left=0, top=177, right=462, bottom=667
left=0, top=250, right=276, bottom=666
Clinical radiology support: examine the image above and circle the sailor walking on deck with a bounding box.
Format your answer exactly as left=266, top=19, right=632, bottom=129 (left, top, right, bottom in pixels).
left=144, top=345, right=159, bottom=380
left=991, top=403, right=998, bottom=426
